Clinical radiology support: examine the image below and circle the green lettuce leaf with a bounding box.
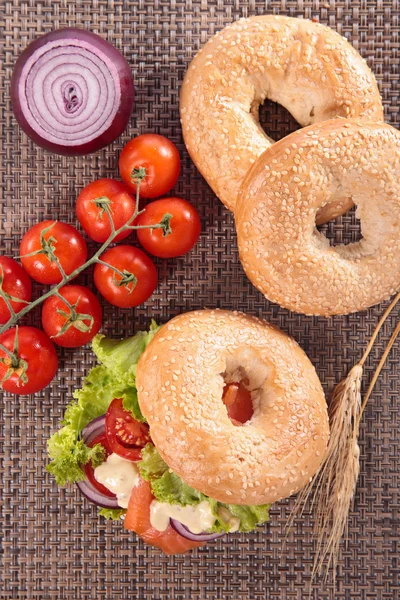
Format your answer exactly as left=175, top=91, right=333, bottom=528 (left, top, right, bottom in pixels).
left=47, top=431, right=105, bottom=486
left=98, top=508, right=126, bottom=520
left=63, top=364, right=117, bottom=430
left=92, top=319, right=160, bottom=421
left=222, top=503, right=270, bottom=533
left=138, top=444, right=270, bottom=534
left=92, top=319, right=160, bottom=377
left=47, top=324, right=159, bottom=486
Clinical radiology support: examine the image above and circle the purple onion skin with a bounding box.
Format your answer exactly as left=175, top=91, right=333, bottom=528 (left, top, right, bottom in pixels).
left=77, top=414, right=120, bottom=509
left=11, top=28, right=134, bottom=156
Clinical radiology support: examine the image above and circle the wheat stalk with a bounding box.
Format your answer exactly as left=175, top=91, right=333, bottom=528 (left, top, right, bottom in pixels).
left=287, top=290, right=400, bottom=587
left=311, top=364, right=362, bottom=581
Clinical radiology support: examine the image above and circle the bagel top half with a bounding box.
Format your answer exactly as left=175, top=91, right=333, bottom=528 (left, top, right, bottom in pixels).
left=137, top=310, right=329, bottom=506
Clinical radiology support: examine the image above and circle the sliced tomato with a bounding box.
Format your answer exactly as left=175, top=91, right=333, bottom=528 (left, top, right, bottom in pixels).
left=105, top=398, right=151, bottom=461
left=124, top=477, right=205, bottom=555
left=83, top=432, right=115, bottom=498
left=222, top=382, right=253, bottom=425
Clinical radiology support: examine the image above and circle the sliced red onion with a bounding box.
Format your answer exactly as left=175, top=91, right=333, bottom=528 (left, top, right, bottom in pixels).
left=170, top=519, right=226, bottom=542
left=11, top=28, right=134, bottom=155
left=76, top=477, right=119, bottom=509
left=79, top=414, right=118, bottom=508
left=81, top=414, right=106, bottom=446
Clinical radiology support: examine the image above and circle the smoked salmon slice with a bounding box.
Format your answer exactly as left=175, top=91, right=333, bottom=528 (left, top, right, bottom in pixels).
left=124, top=478, right=205, bottom=555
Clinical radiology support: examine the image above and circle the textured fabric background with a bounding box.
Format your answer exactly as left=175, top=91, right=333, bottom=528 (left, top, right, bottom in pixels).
left=0, top=1, right=399, bottom=599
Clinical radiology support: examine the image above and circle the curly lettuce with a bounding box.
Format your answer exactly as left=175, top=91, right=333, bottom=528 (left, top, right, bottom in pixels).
left=98, top=508, right=126, bottom=520
left=47, top=431, right=105, bottom=486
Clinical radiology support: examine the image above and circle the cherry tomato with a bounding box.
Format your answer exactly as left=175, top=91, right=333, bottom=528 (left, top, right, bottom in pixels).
left=76, top=179, right=136, bottom=243
left=41, top=285, right=102, bottom=348
left=136, top=197, right=201, bottom=258
left=20, top=220, right=88, bottom=285
left=0, top=326, right=58, bottom=395
left=222, top=382, right=253, bottom=425
left=105, top=398, right=151, bottom=461
left=0, top=257, right=32, bottom=324
left=119, top=134, right=180, bottom=199
left=94, top=245, right=157, bottom=308
left=84, top=432, right=116, bottom=498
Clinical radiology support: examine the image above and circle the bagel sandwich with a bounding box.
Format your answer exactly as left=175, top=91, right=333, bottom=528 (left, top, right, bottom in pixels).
left=48, top=311, right=329, bottom=554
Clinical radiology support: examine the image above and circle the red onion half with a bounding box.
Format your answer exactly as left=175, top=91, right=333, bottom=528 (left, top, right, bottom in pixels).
left=11, top=28, right=134, bottom=155
left=170, top=519, right=226, bottom=542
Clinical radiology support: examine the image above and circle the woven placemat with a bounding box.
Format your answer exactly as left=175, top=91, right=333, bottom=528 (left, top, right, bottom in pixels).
left=0, top=1, right=399, bottom=599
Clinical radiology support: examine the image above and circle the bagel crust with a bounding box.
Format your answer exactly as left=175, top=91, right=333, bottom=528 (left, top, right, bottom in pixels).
left=180, top=15, right=383, bottom=223
left=235, top=119, right=400, bottom=317
left=137, top=310, right=329, bottom=505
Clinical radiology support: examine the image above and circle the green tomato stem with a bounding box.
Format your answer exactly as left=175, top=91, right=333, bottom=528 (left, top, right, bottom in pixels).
left=93, top=196, right=112, bottom=220
left=0, top=341, right=17, bottom=364
left=0, top=288, right=16, bottom=321
left=128, top=223, right=164, bottom=231
left=95, top=259, right=127, bottom=279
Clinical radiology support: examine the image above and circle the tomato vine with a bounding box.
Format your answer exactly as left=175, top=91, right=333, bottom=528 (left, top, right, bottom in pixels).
left=0, top=173, right=168, bottom=366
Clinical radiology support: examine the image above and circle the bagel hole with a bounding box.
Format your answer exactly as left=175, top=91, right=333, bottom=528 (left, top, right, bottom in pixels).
left=316, top=205, right=363, bottom=247
left=258, top=99, right=300, bottom=142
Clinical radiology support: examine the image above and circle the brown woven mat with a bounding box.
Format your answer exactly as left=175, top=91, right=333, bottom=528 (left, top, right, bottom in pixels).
left=0, top=1, right=399, bottom=599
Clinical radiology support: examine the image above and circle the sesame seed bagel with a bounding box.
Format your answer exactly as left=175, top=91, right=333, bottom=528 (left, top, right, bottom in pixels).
left=136, top=309, right=329, bottom=505
left=235, top=119, right=400, bottom=317
left=180, top=15, right=383, bottom=224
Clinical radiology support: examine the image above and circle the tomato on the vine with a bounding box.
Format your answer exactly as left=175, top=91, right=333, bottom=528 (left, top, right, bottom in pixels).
left=76, top=179, right=136, bottom=243
left=0, top=326, right=58, bottom=395
left=41, top=285, right=102, bottom=348
left=105, top=398, right=151, bottom=461
left=20, top=221, right=87, bottom=285
left=136, top=197, right=201, bottom=258
left=0, top=257, right=32, bottom=324
left=119, top=134, right=180, bottom=199
left=83, top=432, right=115, bottom=497
left=94, top=245, right=157, bottom=308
